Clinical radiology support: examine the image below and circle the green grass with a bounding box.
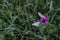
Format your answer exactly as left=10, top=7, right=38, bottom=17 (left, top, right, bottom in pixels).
left=0, top=0, right=60, bottom=40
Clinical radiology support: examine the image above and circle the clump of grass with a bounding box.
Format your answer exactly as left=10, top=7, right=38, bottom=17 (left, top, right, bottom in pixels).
left=0, top=0, right=60, bottom=40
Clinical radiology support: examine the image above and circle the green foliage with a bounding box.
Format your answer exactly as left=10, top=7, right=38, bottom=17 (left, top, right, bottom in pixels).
left=0, top=0, right=60, bottom=40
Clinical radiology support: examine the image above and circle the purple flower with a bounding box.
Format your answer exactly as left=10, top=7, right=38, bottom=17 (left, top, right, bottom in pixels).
left=39, top=16, right=48, bottom=24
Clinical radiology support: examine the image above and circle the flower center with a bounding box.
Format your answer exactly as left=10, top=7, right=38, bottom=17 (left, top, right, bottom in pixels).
left=39, top=16, right=48, bottom=24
